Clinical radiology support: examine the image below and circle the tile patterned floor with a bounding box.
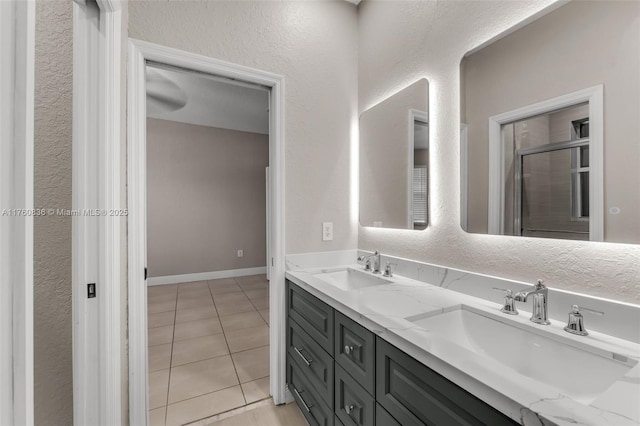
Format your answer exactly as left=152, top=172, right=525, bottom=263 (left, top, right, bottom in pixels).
left=147, top=275, right=272, bottom=426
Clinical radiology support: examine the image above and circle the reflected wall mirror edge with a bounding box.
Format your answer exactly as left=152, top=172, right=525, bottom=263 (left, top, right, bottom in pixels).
left=460, top=0, right=640, bottom=244
left=359, top=78, right=429, bottom=231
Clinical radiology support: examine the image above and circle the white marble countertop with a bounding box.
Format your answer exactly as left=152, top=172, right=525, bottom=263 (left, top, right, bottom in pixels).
left=285, top=265, right=640, bottom=426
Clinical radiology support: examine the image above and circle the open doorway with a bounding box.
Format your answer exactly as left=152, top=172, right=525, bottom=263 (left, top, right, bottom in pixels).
left=144, top=63, right=272, bottom=424
left=127, top=40, right=287, bottom=426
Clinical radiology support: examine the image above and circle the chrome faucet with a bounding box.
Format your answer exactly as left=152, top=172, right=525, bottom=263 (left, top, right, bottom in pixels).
left=357, top=250, right=381, bottom=274
left=514, top=279, right=550, bottom=325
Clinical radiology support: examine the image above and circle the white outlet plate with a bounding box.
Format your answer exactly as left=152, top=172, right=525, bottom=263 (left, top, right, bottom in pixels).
left=322, top=222, right=333, bottom=241
left=237, top=249, right=243, bottom=257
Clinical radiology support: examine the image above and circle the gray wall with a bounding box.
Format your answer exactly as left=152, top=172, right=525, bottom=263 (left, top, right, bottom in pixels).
left=358, top=0, right=640, bottom=304
left=147, top=119, right=268, bottom=277
left=34, top=1, right=73, bottom=424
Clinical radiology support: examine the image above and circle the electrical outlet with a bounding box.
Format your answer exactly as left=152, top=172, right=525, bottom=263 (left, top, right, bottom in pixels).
left=237, top=249, right=243, bottom=258
left=322, top=222, right=333, bottom=241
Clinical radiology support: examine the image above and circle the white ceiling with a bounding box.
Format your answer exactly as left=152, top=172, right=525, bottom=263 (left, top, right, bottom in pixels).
left=146, top=65, right=269, bottom=135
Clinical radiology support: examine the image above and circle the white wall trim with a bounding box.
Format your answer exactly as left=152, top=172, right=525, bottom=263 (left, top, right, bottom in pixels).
left=460, top=123, right=468, bottom=232
left=128, top=39, right=287, bottom=426
left=72, top=1, right=122, bottom=424
left=0, top=1, right=34, bottom=424
left=147, top=267, right=268, bottom=286
left=407, top=109, right=428, bottom=229
left=487, top=85, right=603, bottom=241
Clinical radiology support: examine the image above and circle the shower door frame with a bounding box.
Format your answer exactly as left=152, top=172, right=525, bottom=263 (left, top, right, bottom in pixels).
left=515, top=138, right=590, bottom=237
left=487, top=85, right=603, bottom=241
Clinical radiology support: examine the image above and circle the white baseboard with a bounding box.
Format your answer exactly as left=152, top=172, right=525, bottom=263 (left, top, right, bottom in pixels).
left=147, top=266, right=267, bottom=286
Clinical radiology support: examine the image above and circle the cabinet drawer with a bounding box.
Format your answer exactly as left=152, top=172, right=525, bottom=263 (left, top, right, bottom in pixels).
left=375, top=404, right=401, bottom=426
left=288, top=356, right=334, bottom=426
left=376, top=338, right=518, bottom=426
left=335, top=364, right=375, bottom=426
left=288, top=318, right=334, bottom=406
left=334, top=311, right=375, bottom=394
left=287, top=280, right=334, bottom=353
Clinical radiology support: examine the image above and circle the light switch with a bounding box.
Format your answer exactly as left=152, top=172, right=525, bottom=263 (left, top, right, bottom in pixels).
left=237, top=249, right=244, bottom=257
left=322, top=222, right=333, bottom=241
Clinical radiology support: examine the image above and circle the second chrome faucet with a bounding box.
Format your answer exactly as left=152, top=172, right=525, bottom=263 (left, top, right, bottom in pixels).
left=357, top=250, right=381, bottom=274
left=514, top=279, right=550, bottom=325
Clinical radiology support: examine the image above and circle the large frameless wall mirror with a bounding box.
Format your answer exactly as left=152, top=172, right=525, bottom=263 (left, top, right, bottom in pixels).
left=460, top=0, right=640, bottom=244
left=360, top=78, right=429, bottom=230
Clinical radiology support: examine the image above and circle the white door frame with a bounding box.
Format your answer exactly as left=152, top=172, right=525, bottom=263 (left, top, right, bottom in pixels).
left=460, top=123, right=468, bottom=232
left=407, top=109, right=428, bottom=228
left=0, top=1, right=34, bottom=424
left=127, top=39, right=287, bottom=425
left=72, top=0, right=123, bottom=424
left=487, top=85, right=603, bottom=241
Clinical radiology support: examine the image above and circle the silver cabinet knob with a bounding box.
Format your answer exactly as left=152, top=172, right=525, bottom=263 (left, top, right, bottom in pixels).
left=345, top=404, right=355, bottom=414
left=344, top=345, right=354, bottom=355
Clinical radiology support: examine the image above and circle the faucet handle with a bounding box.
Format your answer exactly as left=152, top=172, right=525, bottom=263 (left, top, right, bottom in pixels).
left=535, top=279, right=546, bottom=289
left=564, top=305, right=604, bottom=336
left=357, top=255, right=372, bottom=271
left=492, top=288, right=518, bottom=315
left=383, top=262, right=397, bottom=278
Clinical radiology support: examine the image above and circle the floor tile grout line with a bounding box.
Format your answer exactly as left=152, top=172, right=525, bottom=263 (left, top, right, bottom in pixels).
left=234, top=277, right=269, bottom=327
left=208, top=280, right=248, bottom=407
left=163, top=342, right=271, bottom=371
left=165, top=382, right=245, bottom=410
left=163, top=286, right=179, bottom=425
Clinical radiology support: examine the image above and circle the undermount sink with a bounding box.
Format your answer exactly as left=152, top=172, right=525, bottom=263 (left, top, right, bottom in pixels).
left=313, top=267, right=392, bottom=291
left=406, top=305, right=637, bottom=404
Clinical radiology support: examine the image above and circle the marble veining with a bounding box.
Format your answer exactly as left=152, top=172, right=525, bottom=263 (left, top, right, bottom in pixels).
left=285, top=253, right=640, bottom=426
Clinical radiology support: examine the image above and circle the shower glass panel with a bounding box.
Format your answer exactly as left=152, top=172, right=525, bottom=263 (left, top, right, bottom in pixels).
left=520, top=148, right=589, bottom=241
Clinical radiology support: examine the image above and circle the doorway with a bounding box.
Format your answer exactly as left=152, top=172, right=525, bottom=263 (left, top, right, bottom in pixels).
left=145, top=62, right=271, bottom=424
left=128, top=40, right=286, bottom=426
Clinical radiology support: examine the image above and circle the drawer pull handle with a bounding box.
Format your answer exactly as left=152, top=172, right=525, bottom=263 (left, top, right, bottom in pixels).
left=344, top=345, right=355, bottom=355
left=294, top=388, right=313, bottom=413
left=345, top=404, right=356, bottom=415
left=294, top=346, right=313, bottom=366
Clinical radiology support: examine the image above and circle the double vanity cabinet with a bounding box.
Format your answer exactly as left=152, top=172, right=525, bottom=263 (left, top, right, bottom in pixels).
left=286, top=279, right=517, bottom=426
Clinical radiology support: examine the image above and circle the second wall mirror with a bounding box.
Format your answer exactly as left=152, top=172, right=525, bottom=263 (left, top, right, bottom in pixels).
left=460, top=0, right=640, bottom=244
left=360, top=78, right=429, bottom=230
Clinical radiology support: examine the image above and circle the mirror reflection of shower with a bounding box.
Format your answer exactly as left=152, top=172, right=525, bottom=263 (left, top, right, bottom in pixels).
left=501, top=103, right=590, bottom=240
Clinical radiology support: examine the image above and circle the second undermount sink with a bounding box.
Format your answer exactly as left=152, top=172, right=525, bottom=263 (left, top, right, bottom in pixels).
left=313, top=267, right=392, bottom=291
left=406, top=305, right=637, bottom=404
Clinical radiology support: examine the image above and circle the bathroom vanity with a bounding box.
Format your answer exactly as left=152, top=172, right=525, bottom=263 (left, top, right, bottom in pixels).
left=284, top=257, right=640, bottom=426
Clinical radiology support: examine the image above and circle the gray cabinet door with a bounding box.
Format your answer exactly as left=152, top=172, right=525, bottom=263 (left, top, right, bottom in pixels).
left=288, top=318, right=335, bottom=407
left=287, top=280, right=334, bottom=353
left=289, top=355, right=334, bottom=426
left=376, top=404, right=401, bottom=426
left=335, top=364, right=375, bottom=426
left=376, top=338, right=518, bottom=426
left=335, top=311, right=375, bottom=394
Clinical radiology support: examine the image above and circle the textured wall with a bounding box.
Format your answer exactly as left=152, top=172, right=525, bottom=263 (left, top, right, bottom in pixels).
left=129, top=0, right=359, bottom=255
left=358, top=0, right=640, bottom=304
left=34, top=1, right=74, bottom=424
left=147, top=119, right=269, bottom=277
